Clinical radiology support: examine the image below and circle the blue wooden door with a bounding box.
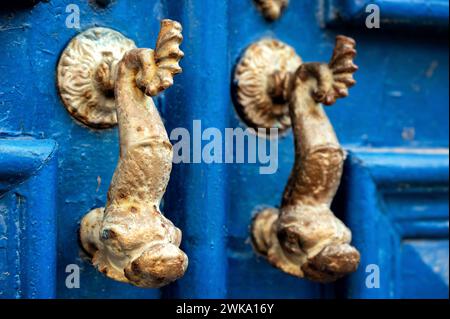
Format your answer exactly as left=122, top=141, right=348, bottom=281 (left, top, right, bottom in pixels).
left=0, top=0, right=448, bottom=299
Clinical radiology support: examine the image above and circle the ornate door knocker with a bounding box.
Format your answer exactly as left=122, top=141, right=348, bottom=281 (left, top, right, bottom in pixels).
left=57, top=20, right=188, bottom=288
left=234, top=36, right=361, bottom=282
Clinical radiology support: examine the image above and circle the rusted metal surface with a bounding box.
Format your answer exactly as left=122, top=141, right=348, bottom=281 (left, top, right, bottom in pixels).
left=57, top=28, right=136, bottom=128
left=254, top=0, right=289, bottom=21
left=250, top=36, right=361, bottom=283
left=234, top=39, right=301, bottom=135
left=78, top=19, right=188, bottom=288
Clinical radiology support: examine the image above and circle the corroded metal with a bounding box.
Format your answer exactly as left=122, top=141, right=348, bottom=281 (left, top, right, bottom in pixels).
left=79, top=20, right=188, bottom=288
left=234, top=39, right=302, bottom=134
left=250, top=36, right=361, bottom=283
left=254, top=0, right=289, bottom=21
left=57, top=28, right=136, bottom=128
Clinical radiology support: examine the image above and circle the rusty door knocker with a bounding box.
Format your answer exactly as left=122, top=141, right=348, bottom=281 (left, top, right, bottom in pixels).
left=234, top=36, right=361, bottom=282
left=254, top=0, right=289, bottom=21
left=57, top=20, right=188, bottom=288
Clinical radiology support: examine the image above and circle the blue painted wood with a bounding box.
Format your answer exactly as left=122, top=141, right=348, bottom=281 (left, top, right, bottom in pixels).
left=0, top=0, right=448, bottom=298
left=1, top=0, right=164, bottom=299
left=161, top=0, right=229, bottom=299
left=323, top=0, right=449, bottom=27
left=341, top=149, right=449, bottom=299
left=0, top=139, right=57, bottom=193
left=400, top=240, right=449, bottom=298
left=0, top=138, right=58, bottom=298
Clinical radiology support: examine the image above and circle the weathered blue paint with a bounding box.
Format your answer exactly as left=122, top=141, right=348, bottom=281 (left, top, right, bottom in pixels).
left=323, top=0, right=449, bottom=27
left=341, top=149, right=449, bottom=299
left=1, top=0, right=164, bottom=299
left=0, top=0, right=448, bottom=299
left=0, top=138, right=57, bottom=298
left=0, top=139, right=57, bottom=194
left=161, top=0, right=229, bottom=299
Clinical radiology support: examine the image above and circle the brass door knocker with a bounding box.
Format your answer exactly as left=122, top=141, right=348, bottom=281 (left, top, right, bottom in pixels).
left=58, top=20, right=188, bottom=288
left=254, top=0, right=289, bottom=21
left=234, top=36, right=361, bottom=282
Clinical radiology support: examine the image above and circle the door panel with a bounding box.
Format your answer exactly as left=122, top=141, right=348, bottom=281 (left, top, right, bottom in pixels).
left=323, top=0, right=449, bottom=27
left=400, top=240, right=449, bottom=298
left=0, top=139, right=57, bottom=298
left=0, top=0, right=448, bottom=299
left=342, top=150, right=449, bottom=298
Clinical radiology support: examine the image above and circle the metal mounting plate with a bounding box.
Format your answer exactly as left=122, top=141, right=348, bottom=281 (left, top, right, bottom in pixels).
left=57, top=27, right=136, bottom=129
